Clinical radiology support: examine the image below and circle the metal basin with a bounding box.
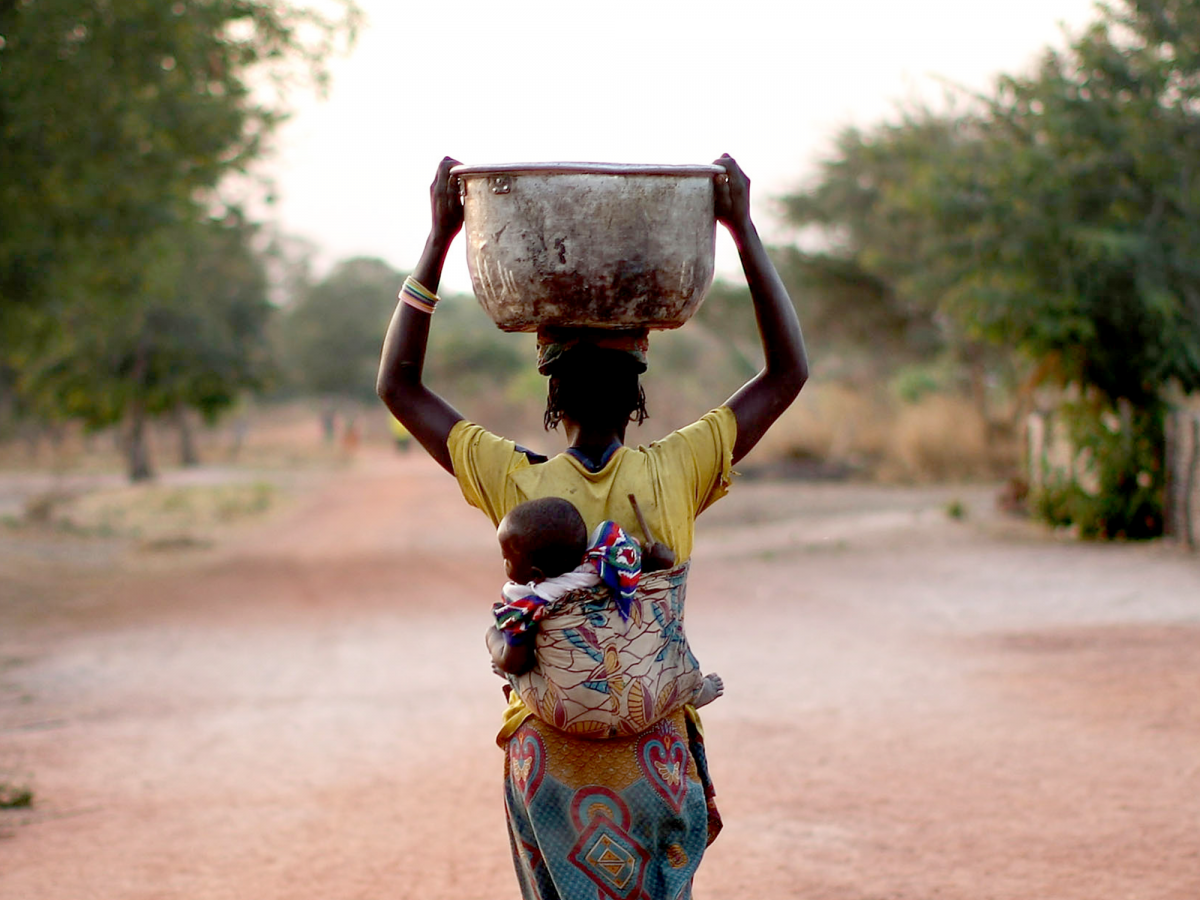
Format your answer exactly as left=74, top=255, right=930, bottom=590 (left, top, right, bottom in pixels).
left=451, top=162, right=724, bottom=332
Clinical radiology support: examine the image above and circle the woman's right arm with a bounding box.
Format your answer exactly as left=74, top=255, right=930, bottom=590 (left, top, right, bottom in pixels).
left=715, top=154, right=809, bottom=465
left=377, top=157, right=466, bottom=473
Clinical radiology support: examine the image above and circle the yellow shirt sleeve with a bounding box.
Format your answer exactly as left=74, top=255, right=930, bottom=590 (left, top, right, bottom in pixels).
left=446, top=419, right=531, bottom=527
left=643, top=405, right=736, bottom=519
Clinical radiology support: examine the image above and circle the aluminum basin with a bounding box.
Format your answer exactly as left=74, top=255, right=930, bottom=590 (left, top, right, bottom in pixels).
left=451, top=162, right=724, bottom=332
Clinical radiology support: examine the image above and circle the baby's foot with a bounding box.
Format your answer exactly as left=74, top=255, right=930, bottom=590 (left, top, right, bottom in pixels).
left=695, top=673, right=724, bottom=708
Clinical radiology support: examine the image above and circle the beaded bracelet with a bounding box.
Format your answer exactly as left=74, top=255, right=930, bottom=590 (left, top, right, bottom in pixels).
left=399, top=276, right=439, bottom=314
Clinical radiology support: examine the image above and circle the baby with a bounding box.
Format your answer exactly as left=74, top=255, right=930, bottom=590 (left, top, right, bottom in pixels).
left=486, top=496, right=722, bottom=737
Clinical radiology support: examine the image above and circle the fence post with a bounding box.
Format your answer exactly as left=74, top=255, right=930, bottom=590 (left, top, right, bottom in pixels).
left=1186, top=415, right=1199, bottom=550
left=1165, top=408, right=1178, bottom=541
left=1026, top=411, right=1046, bottom=493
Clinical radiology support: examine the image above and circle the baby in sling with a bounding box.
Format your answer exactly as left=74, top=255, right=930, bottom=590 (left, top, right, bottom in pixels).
left=485, top=495, right=723, bottom=739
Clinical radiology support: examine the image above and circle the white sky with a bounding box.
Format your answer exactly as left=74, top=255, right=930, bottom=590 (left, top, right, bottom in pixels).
left=267, top=0, right=1101, bottom=292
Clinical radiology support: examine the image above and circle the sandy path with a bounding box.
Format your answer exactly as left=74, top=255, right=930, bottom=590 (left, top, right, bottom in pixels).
left=1, top=449, right=1198, bottom=899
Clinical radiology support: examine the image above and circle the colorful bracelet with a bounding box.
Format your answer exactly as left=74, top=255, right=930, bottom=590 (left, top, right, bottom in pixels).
left=399, top=276, right=439, bottom=314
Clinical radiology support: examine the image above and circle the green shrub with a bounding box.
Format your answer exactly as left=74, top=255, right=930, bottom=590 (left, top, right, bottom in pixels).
left=0, top=782, right=32, bottom=809
left=1032, top=398, right=1164, bottom=539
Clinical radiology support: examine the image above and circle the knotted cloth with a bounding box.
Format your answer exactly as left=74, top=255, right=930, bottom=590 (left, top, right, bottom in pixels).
left=583, top=520, right=641, bottom=619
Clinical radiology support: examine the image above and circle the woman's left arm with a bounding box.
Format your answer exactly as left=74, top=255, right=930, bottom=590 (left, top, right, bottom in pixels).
left=715, top=154, right=809, bottom=464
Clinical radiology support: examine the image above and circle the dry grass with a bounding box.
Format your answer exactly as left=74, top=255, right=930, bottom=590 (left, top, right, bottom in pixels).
left=3, top=480, right=282, bottom=553
left=0, top=400, right=375, bottom=476
left=885, top=394, right=995, bottom=482
left=744, top=382, right=1018, bottom=483
left=0, top=402, right=341, bottom=549
left=72, top=480, right=276, bottom=536
left=1, top=377, right=1020, bottom=493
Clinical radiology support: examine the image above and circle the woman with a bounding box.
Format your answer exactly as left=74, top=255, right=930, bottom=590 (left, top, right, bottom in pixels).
left=378, top=155, right=807, bottom=900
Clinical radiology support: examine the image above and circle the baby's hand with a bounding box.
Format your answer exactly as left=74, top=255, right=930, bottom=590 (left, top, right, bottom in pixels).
left=642, top=541, right=677, bottom=573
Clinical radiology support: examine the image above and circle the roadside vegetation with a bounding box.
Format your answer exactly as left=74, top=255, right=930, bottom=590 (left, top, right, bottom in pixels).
left=3, top=0, right=1199, bottom=541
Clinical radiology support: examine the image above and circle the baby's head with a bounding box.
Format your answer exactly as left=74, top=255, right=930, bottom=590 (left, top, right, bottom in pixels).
left=497, top=497, right=587, bottom=585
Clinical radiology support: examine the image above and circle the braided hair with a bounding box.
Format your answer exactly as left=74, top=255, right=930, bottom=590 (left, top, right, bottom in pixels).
left=543, top=344, right=648, bottom=432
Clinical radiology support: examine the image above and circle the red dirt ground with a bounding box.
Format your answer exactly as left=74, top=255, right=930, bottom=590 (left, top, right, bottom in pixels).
left=1, top=448, right=1198, bottom=899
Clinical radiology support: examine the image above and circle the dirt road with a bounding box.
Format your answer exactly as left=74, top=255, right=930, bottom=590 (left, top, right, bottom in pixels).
left=2, top=449, right=1198, bottom=899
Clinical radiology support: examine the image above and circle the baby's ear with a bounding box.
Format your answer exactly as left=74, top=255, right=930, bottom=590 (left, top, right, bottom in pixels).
left=529, top=566, right=545, bottom=584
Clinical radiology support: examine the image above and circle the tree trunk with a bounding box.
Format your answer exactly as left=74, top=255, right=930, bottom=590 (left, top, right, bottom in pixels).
left=1186, top=417, right=1199, bottom=549
left=966, top=348, right=989, bottom=428
left=174, top=404, right=199, bottom=467
left=0, top=378, right=13, bottom=433
left=126, top=337, right=154, bottom=482
left=21, top=421, right=40, bottom=462
left=1165, top=409, right=1178, bottom=540
left=126, top=400, right=154, bottom=482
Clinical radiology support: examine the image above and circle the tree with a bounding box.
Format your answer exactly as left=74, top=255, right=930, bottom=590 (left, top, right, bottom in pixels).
left=780, top=0, right=1200, bottom=536
left=146, top=212, right=278, bottom=467
left=10, top=213, right=276, bottom=478
left=778, top=111, right=1008, bottom=405
left=0, top=0, right=359, bottom=478
left=280, top=257, right=402, bottom=404
left=943, top=1, right=1200, bottom=536
left=779, top=116, right=958, bottom=362
left=948, top=5, right=1200, bottom=404
left=278, top=256, right=528, bottom=406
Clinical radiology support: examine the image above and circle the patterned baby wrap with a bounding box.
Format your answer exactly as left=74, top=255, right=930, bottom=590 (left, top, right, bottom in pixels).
left=507, top=561, right=703, bottom=738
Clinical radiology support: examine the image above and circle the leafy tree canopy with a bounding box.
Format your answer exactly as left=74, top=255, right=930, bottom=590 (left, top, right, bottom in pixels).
left=951, top=0, right=1200, bottom=404
left=780, top=0, right=1200, bottom=536
left=280, top=256, right=400, bottom=402
left=0, top=0, right=360, bottom=478
left=783, top=0, right=1200, bottom=406
left=277, top=257, right=527, bottom=404
left=0, top=0, right=359, bottom=314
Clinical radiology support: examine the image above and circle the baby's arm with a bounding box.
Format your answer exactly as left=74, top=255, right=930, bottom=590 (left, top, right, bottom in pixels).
left=641, top=540, right=677, bottom=573
left=627, top=493, right=677, bottom=572
left=486, top=625, right=536, bottom=676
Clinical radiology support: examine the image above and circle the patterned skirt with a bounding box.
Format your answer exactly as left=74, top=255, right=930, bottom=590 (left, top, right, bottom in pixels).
left=503, top=707, right=721, bottom=900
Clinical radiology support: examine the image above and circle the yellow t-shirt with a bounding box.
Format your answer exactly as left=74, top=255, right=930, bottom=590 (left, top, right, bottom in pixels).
left=447, top=406, right=736, bottom=562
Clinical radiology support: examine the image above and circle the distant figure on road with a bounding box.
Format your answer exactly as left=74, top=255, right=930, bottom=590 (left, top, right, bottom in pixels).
left=341, top=418, right=360, bottom=457
left=389, top=416, right=413, bottom=453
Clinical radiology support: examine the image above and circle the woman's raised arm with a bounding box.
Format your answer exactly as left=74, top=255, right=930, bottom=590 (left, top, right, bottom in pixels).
left=715, top=154, right=809, bottom=464
left=377, top=157, right=467, bottom=473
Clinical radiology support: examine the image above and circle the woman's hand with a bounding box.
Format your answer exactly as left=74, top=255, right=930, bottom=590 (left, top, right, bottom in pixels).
left=713, top=153, right=752, bottom=236
left=429, top=156, right=465, bottom=246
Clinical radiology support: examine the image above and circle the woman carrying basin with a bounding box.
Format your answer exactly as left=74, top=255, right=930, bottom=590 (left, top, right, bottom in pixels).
left=377, top=153, right=807, bottom=899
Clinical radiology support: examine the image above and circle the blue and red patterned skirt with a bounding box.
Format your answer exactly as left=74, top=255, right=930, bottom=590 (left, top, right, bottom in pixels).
left=502, top=707, right=721, bottom=900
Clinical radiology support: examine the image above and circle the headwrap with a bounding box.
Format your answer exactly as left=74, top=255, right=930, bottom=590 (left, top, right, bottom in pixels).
left=536, top=326, right=649, bottom=375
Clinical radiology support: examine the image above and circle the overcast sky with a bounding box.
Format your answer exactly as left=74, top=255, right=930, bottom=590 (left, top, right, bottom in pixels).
left=266, top=0, right=1101, bottom=292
